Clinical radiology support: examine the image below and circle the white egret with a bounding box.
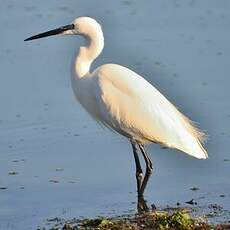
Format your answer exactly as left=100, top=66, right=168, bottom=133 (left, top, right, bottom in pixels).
left=25, top=17, right=208, bottom=212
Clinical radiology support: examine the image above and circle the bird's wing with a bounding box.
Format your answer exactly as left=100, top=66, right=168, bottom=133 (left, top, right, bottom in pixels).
left=92, top=64, right=207, bottom=159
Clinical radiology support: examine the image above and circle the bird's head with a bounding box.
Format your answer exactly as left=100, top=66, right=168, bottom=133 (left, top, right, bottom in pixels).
left=24, top=17, right=103, bottom=41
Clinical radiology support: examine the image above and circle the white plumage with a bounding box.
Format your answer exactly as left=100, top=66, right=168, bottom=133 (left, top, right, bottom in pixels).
left=69, top=17, right=207, bottom=159
left=25, top=16, right=208, bottom=211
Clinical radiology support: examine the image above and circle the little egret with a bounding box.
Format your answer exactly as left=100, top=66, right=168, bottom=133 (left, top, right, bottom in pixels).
left=25, top=17, right=208, bottom=212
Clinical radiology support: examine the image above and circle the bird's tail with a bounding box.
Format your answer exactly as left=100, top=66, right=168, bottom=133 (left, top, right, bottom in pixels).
left=174, top=109, right=208, bottom=159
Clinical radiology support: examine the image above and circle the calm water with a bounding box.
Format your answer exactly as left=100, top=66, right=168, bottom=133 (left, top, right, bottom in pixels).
left=0, top=0, right=230, bottom=229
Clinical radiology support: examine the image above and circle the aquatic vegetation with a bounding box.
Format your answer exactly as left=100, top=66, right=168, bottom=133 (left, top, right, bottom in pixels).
left=8, top=171, right=18, bottom=175
left=44, top=209, right=230, bottom=230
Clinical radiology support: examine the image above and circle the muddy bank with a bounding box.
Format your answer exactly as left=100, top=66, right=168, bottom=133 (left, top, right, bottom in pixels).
left=39, top=206, right=230, bottom=230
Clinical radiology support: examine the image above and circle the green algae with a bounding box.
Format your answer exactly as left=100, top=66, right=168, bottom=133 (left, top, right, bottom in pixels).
left=44, top=207, right=230, bottom=230
left=44, top=209, right=230, bottom=230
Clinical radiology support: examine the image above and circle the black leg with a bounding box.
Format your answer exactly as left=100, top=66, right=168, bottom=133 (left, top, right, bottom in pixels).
left=130, top=141, right=143, bottom=195
left=138, top=144, right=153, bottom=197
left=138, top=195, right=149, bottom=213
left=131, top=141, right=149, bottom=213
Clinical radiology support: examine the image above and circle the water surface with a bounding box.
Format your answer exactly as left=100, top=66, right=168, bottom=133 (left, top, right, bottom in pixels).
left=0, top=0, right=229, bottom=229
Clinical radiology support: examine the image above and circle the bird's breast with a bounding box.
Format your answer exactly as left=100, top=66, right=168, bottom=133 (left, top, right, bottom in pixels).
left=71, top=73, right=102, bottom=121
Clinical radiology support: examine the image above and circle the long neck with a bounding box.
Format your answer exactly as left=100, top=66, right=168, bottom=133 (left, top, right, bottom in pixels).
left=74, top=31, right=104, bottom=79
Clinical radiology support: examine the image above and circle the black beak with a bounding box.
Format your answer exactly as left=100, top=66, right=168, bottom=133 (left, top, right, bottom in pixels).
left=24, top=24, right=75, bottom=41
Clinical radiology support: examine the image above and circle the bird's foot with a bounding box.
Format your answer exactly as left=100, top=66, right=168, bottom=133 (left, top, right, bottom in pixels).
left=137, top=195, right=149, bottom=213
